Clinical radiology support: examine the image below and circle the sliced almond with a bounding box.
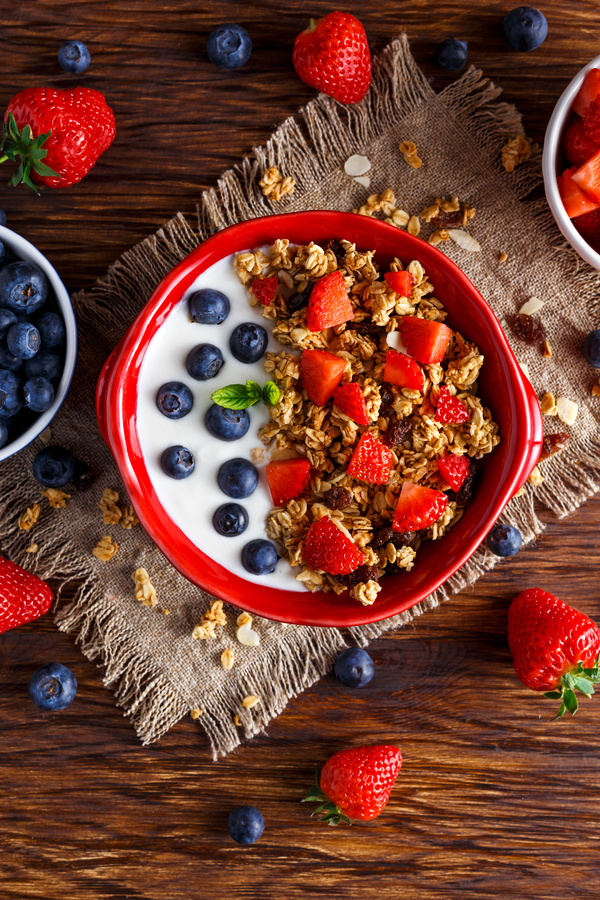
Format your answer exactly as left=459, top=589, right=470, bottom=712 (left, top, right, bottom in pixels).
left=556, top=396, right=578, bottom=425
left=518, top=297, right=544, bottom=316
left=447, top=229, right=481, bottom=252
left=344, top=154, right=371, bottom=177
left=354, top=174, right=371, bottom=188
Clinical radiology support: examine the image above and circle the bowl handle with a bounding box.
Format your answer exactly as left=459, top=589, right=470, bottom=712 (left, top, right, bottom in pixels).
left=514, top=372, right=544, bottom=493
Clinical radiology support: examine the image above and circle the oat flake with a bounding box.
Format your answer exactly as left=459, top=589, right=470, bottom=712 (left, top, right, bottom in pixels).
left=447, top=230, right=481, bottom=252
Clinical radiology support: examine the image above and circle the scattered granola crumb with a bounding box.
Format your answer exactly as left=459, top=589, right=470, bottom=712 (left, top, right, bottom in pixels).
left=192, top=600, right=227, bottom=640
left=540, top=392, right=557, bottom=416
left=354, top=174, right=371, bottom=188
left=221, top=648, right=235, bottom=669
left=120, top=504, right=139, bottom=529
left=161, top=608, right=171, bottom=616
left=41, top=488, right=70, bottom=509
left=592, top=381, right=600, bottom=397
left=528, top=465, right=544, bottom=486
left=499, top=251, right=508, bottom=263
left=237, top=612, right=252, bottom=627
left=556, top=396, right=578, bottom=425
left=25, top=542, right=39, bottom=554
left=236, top=614, right=260, bottom=647
left=18, top=503, right=41, bottom=531
left=250, top=447, right=265, bottom=463
left=407, top=215, right=421, bottom=236
left=242, top=695, right=260, bottom=710
left=190, top=708, right=202, bottom=720
left=92, top=535, right=119, bottom=561
left=259, top=165, right=295, bottom=201
left=513, top=486, right=526, bottom=498
left=100, top=488, right=122, bottom=525
left=502, top=134, right=531, bottom=172
left=38, top=427, right=52, bottom=443
left=133, top=567, right=158, bottom=607
left=399, top=140, right=422, bottom=168
left=542, top=339, right=552, bottom=358
left=429, top=229, right=450, bottom=245
left=234, top=714, right=242, bottom=727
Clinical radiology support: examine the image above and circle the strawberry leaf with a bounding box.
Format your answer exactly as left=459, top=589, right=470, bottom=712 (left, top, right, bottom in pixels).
left=0, top=112, right=59, bottom=193
left=563, top=689, right=579, bottom=715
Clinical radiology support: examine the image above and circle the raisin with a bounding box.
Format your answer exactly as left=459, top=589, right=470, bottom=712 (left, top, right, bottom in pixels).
left=431, top=209, right=463, bottom=229
left=448, top=466, right=477, bottom=506
left=538, top=432, right=570, bottom=462
left=381, top=420, right=413, bottom=447
left=325, top=485, right=353, bottom=510
left=324, top=239, right=347, bottom=266
left=371, top=526, right=413, bottom=548
left=379, top=384, right=395, bottom=413
left=382, top=562, right=409, bottom=577
left=72, top=460, right=94, bottom=492
left=508, top=314, right=546, bottom=347
left=338, top=564, right=380, bottom=588
left=347, top=321, right=387, bottom=335
left=287, top=283, right=313, bottom=314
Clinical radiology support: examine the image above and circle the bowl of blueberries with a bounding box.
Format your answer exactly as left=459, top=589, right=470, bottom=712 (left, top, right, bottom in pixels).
left=0, top=217, right=77, bottom=461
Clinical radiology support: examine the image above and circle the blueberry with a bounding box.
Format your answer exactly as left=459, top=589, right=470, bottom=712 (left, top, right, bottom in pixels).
left=207, top=24, right=252, bottom=70
left=583, top=328, right=600, bottom=367
left=230, top=323, right=268, bottom=364
left=487, top=523, right=522, bottom=557
left=188, top=288, right=230, bottom=324
left=205, top=403, right=250, bottom=441
left=28, top=663, right=77, bottom=711
left=0, top=209, right=6, bottom=227
left=0, top=308, right=17, bottom=340
left=0, top=342, right=22, bottom=372
left=186, top=343, right=224, bottom=381
left=227, top=805, right=264, bottom=845
left=213, top=502, right=248, bottom=536
left=0, top=369, right=22, bottom=415
left=156, top=381, right=193, bottom=419
left=0, top=262, right=49, bottom=315
left=0, top=421, right=8, bottom=448
left=435, top=38, right=468, bottom=71
left=25, top=350, right=63, bottom=381
left=35, top=311, right=65, bottom=349
left=23, top=376, right=54, bottom=412
left=7, top=322, right=41, bottom=360
left=502, top=7, right=548, bottom=51
left=58, top=40, right=91, bottom=74
left=161, top=445, right=195, bottom=479
left=334, top=647, right=375, bottom=687
left=241, top=539, right=278, bottom=575
left=217, top=457, right=258, bottom=498
left=32, top=445, right=76, bottom=487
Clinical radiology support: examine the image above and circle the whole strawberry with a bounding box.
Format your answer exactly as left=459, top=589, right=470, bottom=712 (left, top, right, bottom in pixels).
left=303, top=744, right=402, bottom=824
left=292, top=12, right=372, bottom=105
left=0, top=555, right=53, bottom=633
left=2, top=87, right=116, bottom=190
left=508, top=588, right=600, bottom=718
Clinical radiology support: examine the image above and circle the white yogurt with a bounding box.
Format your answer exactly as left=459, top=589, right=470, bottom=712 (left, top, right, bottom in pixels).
left=136, top=252, right=305, bottom=591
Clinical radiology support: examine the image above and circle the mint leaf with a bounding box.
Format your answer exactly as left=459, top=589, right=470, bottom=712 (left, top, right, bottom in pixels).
left=246, top=380, right=262, bottom=405
left=211, top=384, right=255, bottom=410
left=262, top=381, right=281, bottom=406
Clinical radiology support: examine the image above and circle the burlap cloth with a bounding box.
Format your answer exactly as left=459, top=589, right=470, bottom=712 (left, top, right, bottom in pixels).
left=2, top=36, right=599, bottom=758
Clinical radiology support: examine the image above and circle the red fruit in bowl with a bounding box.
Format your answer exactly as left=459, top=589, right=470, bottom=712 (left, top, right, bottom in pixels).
left=299, top=348, right=346, bottom=406
left=572, top=67, right=600, bottom=117
left=0, top=555, right=53, bottom=633
left=564, top=116, right=600, bottom=167
left=435, top=385, right=470, bottom=424
left=557, top=165, right=600, bottom=218
left=392, top=481, right=448, bottom=532
left=303, top=744, right=402, bottom=824
left=347, top=431, right=394, bottom=485
left=333, top=381, right=370, bottom=425
left=265, top=457, right=311, bottom=507
left=306, top=270, right=354, bottom=332
left=3, top=86, right=116, bottom=190
left=437, top=453, right=470, bottom=490
left=571, top=150, right=600, bottom=204
left=292, top=11, right=372, bottom=105
left=302, top=516, right=365, bottom=575
left=251, top=276, right=278, bottom=306
left=383, top=348, right=424, bottom=391
left=508, top=588, right=600, bottom=718
left=399, top=316, right=452, bottom=364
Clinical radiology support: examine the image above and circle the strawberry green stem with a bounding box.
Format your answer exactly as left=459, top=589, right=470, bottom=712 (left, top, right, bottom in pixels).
left=544, top=653, right=600, bottom=719
left=0, top=111, right=59, bottom=192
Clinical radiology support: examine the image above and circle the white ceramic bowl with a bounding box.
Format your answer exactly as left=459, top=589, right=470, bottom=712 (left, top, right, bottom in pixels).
left=543, top=53, right=600, bottom=270
left=0, top=225, right=77, bottom=462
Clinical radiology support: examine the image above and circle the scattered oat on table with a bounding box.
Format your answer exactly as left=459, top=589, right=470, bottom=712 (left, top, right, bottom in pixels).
left=233, top=714, right=242, bottom=727
left=528, top=465, right=544, bottom=486
left=399, top=140, right=422, bottom=168
left=92, top=535, right=119, bottom=561
left=540, top=392, right=557, bottom=416
left=502, top=134, right=531, bottom=172
left=190, top=708, right=202, bottom=720
left=25, top=543, right=39, bottom=554
left=42, top=488, right=70, bottom=508
left=18, top=503, right=41, bottom=531
left=236, top=613, right=260, bottom=646
left=120, top=504, right=139, bottom=529
left=221, top=648, right=235, bottom=669
left=499, top=251, right=508, bottom=263
left=344, top=154, right=371, bottom=177
left=191, top=600, right=227, bottom=640
left=132, top=567, right=158, bottom=607
left=259, top=165, right=295, bottom=201
left=519, top=297, right=544, bottom=316
left=100, top=488, right=122, bottom=525
left=542, top=339, right=552, bottom=359
left=242, top=695, right=260, bottom=710
left=592, top=379, right=600, bottom=397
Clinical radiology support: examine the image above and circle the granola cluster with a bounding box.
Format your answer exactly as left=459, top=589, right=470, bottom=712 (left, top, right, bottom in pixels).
left=233, top=239, right=500, bottom=601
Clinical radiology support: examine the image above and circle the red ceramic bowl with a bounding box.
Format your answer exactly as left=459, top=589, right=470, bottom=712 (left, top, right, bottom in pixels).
left=97, top=211, right=542, bottom=628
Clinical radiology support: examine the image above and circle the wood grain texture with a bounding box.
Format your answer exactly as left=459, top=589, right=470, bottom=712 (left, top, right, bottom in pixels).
left=1, top=2, right=600, bottom=898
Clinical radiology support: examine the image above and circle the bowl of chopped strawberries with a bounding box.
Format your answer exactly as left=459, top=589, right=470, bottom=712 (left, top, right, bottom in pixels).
left=96, top=211, right=543, bottom=627
left=543, top=54, right=600, bottom=268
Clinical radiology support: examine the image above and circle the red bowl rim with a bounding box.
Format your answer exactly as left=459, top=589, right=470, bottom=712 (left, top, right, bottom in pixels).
left=96, top=211, right=542, bottom=627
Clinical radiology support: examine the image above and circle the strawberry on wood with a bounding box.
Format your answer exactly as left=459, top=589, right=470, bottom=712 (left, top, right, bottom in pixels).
left=299, top=349, right=347, bottom=406
left=265, top=457, right=311, bottom=507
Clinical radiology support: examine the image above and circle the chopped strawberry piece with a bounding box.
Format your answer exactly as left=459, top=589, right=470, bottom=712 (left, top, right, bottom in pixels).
left=399, top=316, right=452, bottom=364
left=302, top=516, right=365, bottom=575
left=437, top=453, right=470, bottom=490
left=557, top=165, right=600, bottom=217
left=573, top=68, right=600, bottom=117
left=333, top=382, right=370, bottom=425
left=266, top=457, right=311, bottom=507
left=435, top=385, right=470, bottom=424
left=0, top=556, right=53, bottom=634
left=299, top=349, right=347, bottom=406
left=392, top=481, right=448, bottom=532
left=564, top=116, right=600, bottom=167
left=306, top=270, right=354, bottom=332
left=251, top=275, right=278, bottom=306
left=571, top=150, right=600, bottom=205
left=347, top=431, right=394, bottom=485
left=383, top=348, right=424, bottom=391
left=384, top=270, right=414, bottom=296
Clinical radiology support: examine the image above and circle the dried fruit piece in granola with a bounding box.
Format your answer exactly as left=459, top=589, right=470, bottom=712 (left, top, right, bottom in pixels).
left=306, top=270, right=354, bottom=332
left=302, top=516, right=365, bottom=576
left=333, top=382, right=371, bottom=425
left=392, top=481, right=448, bottom=532
left=338, top=563, right=380, bottom=588
left=380, top=419, right=413, bottom=448
left=324, top=485, right=353, bottom=510
left=347, top=431, right=394, bottom=485
left=538, top=432, right=570, bottom=462
left=508, top=313, right=547, bottom=348
left=299, top=348, right=346, bottom=406
left=399, top=316, right=451, bottom=364
left=266, top=457, right=311, bottom=507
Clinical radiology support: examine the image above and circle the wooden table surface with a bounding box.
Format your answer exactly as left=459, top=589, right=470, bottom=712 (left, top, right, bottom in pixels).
left=1, top=2, right=600, bottom=898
